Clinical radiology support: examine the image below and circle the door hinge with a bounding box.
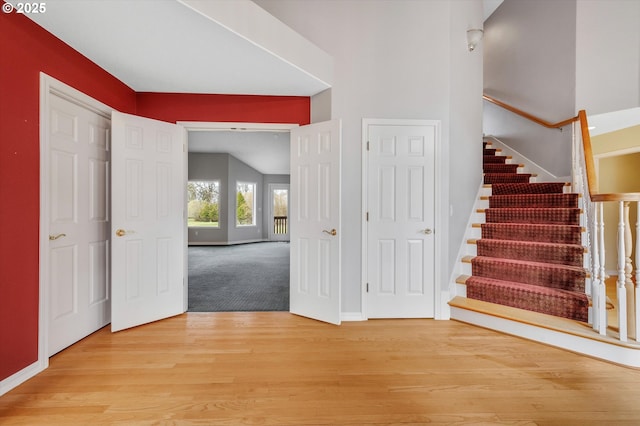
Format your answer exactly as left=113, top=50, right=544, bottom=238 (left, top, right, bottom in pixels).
left=366, top=212, right=369, bottom=221
left=366, top=141, right=370, bottom=151
left=366, top=283, right=369, bottom=292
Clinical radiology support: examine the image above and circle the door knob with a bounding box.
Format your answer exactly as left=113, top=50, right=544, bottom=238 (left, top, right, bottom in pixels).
left=49, top=233, right=66, bottom=241
left=115, top=229, right=135, bottom=237
left=423, top=228, right=433, bottom=235
left=323, top=229, right=337, bottom=236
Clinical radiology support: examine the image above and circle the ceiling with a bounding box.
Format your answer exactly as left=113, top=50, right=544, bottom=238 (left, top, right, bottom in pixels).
left=12, top=0, right=329, bottom=174
left=11, top=0, right=329, bottom=96
left=17, top=0, right=503, bottom=175
left=188, top=131, right=290, bottom=175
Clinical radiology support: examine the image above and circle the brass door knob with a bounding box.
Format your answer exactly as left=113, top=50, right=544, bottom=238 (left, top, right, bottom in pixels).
left=323, top=229, right=337, bottom=236
left=115, top=229, right=127, bottom=237
left=49, top=233, right=66, bottom=241
left=423, top=228, right=433, bottom=235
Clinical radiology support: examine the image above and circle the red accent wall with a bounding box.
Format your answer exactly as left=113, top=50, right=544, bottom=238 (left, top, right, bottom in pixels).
left=0, top=5, right=310, bottom=383
left=0, top=9, right=137, bottom=381
left=136, top=93, right=310, bottom=125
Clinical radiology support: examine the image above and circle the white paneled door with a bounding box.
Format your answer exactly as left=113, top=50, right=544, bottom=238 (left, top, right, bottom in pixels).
left=111, top=111, right=185, bottom=332
left=366, top=122, right=437, bottom=318
left=290, top=120, right=342, bottom=325
left=47, top=94, right=111, bottom=356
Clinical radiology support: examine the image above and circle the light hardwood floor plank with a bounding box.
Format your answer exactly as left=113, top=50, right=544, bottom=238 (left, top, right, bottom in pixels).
left=2, top=312, right=640, bottom=425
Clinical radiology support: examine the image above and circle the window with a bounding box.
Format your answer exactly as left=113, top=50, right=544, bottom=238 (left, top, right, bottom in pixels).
left=236, top=182, right=256, bottom=226
left=187, top=180, right=220, bottom=227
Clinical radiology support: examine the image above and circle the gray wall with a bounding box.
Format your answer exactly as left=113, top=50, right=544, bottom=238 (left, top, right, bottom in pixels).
left=483, top=0, right=577, bottom=178
left=255, top=0, right=484, bottom=314
left=576, top=0, right=640, bottom=115
left=188, top=153, right=229, bottom=244
left=189, top=153, right=278, bottom=245
left=227, top=155, right=264, bottom=243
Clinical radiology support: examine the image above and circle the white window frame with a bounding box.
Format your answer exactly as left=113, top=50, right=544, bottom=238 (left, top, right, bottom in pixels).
left=236, top=181, right=257, bottom=227
left=187, top=180, right=221, bottom=228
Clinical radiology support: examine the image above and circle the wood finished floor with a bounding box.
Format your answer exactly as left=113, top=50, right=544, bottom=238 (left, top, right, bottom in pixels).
left=3, top=313, right=640, bottom=425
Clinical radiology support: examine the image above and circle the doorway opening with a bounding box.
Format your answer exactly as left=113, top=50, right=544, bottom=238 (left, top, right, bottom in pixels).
left=269, top=184, right=290, bottom=242
left=182, top=123, right=297, bottom=312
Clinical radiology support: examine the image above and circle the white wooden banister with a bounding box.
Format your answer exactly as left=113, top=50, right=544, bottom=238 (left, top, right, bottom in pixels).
left=573, top=112, right=640, bottom=342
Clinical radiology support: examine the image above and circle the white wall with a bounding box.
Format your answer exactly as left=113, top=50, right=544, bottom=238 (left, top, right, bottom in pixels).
left=255, top=0, right=484, bottom=314
left=483, top=0, right=576, bottom=177
left=576, top=0, right=640, bottom=115
left=448, top=0, right=484, bottom=278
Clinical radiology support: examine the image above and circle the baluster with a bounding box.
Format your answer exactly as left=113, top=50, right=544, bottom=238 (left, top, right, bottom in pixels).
left=598, top=202, right=607, bottom=335
left=617, top=201, right=628, bottom=342
left=635, top=201, right=640, bottom=342
left=592, top=202, right=601, bottom=331
left=623, top=202, right=635, bottom=339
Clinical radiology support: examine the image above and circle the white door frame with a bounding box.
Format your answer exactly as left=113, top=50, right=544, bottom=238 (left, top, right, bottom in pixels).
left=268, top=183, right=290, bottom=241
left=361, top=118, right=447, bottom=320
left=36, top=74, right=114, bottom=381
left=179, top=122, right=298, bottom=309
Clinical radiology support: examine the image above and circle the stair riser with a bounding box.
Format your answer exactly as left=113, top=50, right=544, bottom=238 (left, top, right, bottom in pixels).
left=476, top=242, right=584, bottom=267
left=485, top=209, right=580, bottom=225
left=491, top=183, right=567, bottom=195
left=481, top=224, right=582, bottom=245
left=489, top=194, right=579, bottom=209
left=466, top=284, right=589, bottom=322
left=471, top=260, right=586, bottom=292
left=484, top=174, right=532, bottom=184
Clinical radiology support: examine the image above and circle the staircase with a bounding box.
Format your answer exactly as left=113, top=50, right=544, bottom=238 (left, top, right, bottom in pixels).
left=456, top=141, right=589, bottom=322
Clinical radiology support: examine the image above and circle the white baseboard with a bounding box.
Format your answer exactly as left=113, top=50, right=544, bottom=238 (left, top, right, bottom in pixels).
left=0, top=359, right=46, bottom=397
left=341, top=312, right=367, bottom=321
left=436, top=290, right=451, bottom=320
left=451, top=306, right=640, bottom=368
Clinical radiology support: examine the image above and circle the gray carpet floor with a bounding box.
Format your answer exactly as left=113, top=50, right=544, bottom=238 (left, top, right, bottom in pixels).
left=188, top=242, right=290, bottom=312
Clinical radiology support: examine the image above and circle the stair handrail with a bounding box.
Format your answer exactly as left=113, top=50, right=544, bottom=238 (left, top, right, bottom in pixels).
left=483, top=94, right=640, bottom=202
left=486, top=93, right=640, bottom=343
left=576, top=111, right=640, bottom=202
left=483, top=94, right=578, bottom=129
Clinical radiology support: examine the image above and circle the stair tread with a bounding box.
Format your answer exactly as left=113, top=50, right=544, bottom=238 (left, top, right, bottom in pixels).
left=471, top=255, right=587, bottom=272
left=456, top=274, right=470, bottom=284
left=449, top=297, right=623, bottom=341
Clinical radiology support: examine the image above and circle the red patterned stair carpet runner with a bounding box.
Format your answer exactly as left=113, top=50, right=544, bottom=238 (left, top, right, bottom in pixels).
left=465, top=143, right=589, bottom=322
